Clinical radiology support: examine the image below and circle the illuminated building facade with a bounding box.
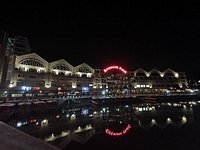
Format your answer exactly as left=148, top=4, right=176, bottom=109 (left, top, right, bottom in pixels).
left=102, top=67, right=188, bottom=97
left=1, top=53, right=103, bottom=98
left=0, top=52, right=190, bottom=99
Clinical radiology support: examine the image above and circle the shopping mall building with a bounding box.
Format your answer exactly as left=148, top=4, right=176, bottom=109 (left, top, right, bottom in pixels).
left=0, top=32, right=190, bottom=99
left=0, top=51, right=189, bottom=99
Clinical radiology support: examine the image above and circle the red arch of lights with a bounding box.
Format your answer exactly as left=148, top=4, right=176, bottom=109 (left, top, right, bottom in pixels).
left=103, top=66, right=127, bottom=74
left=105, top=124, right=131, bottom=137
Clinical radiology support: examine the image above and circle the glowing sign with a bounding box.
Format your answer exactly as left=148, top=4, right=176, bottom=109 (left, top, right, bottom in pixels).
left=104, top=66, right=127, bottom=74
left=22, top=86, right=31, bottom=91
left=105, top=124, right=131, bottom=137
left=82, top=87, right=89, bottom=93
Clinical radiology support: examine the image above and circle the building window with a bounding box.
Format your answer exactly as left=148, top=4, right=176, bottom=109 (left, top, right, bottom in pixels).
left=19, top=58, right=45, bottom=67
left=29, top=76, right=36, bottom=79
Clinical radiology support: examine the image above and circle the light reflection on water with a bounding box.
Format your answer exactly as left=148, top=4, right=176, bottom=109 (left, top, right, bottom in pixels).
left=6, top=99, right=199, bottom=149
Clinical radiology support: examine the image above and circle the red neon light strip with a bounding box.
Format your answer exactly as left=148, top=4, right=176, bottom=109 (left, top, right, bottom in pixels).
left=105, top=124, right=131, bottom=137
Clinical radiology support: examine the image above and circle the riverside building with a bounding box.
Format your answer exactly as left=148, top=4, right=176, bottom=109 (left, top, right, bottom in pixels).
left=0, top=32, right=191, bottom=100
left=0, top=52, right=190, bottom=99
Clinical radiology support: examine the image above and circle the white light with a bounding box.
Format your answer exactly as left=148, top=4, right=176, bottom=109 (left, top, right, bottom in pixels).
left=167, top=118, right=172, bottom=124
left=175, top=73, right=179, bottom=78
left=17, top=122, right=22, bottom=127
left=151, top=119, right=156, bottom=124
left=41, top=119, right=48, bottom=126
left=182, top=116, right=187, bottom=123
left=192, top=102, right=196, bottom=105
left=72, top=85, right=76, bottom=88
left=82, top=87, right=88, bottom=90
left=9, top=83, right=14, bottom=88
left=102, top=90, right=106, bottom=95
left=22, top=86, right=31, bottom=91
left=93, top=111, right=98, bottom=115
left=87, top=73, right=92, bottom=77
left=45, top=85, right=50, bottom=88
left=78, top=126, right=81, bottom=130
left=71, top=114, right=76, bottom=120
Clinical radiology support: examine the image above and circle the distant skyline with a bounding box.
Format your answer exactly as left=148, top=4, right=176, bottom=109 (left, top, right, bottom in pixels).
left=0, top=1, right=200, bottom=79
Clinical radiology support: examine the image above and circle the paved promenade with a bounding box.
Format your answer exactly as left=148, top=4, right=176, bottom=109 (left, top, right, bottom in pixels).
left=0, top=121, right=60, bottom=150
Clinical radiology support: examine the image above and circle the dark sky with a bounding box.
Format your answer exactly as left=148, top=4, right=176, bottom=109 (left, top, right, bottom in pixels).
left=0, top=1, right=200, bottom=79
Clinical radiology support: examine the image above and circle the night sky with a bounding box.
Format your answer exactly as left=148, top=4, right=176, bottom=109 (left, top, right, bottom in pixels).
left=0, top=1, right=200, bottom=79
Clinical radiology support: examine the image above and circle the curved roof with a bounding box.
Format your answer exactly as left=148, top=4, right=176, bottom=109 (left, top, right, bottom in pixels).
left=75, top=63, right=94, bottom=73
left=15, top=53, right=48, bottom=68
left=134, top=68, right=148, bottom=76
left=49, top=59, right=74, bottom=71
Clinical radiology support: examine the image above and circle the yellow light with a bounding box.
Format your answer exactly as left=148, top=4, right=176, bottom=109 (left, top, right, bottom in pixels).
left=9, top=84, right=13, bottom=88
left=175, top=73, right=179, bottom=78
left=182, top=116, right=187, bottom=123
left=72, top=85, right=76, bottom=88
left=167, top=118, right=172, bottom=124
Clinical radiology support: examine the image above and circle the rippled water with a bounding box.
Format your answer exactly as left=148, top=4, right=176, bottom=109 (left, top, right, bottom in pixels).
left=6, top=99, right=200, bottom=150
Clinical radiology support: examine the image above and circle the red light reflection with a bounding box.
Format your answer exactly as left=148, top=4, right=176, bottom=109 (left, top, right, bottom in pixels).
left=105, top=124, right=131, bottom=137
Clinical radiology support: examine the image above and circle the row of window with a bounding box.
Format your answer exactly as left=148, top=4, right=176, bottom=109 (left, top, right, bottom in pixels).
left=16, top=81, right=45, bottom=87
left=17, top=74, right=45, bottom=79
